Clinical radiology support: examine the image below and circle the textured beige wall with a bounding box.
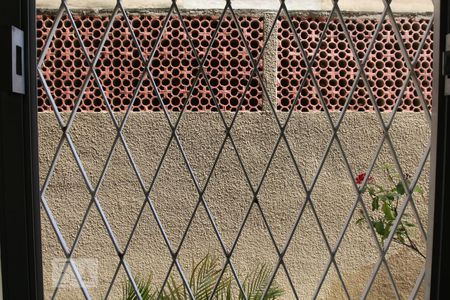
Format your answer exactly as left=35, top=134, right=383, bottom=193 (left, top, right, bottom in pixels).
left=39, top=111, right=430, bottom=299
left=36, top=0, right=433, bottom=12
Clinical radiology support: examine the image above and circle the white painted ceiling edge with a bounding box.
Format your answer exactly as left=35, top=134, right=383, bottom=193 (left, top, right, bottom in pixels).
left=36, top=0, right=433, bottom=12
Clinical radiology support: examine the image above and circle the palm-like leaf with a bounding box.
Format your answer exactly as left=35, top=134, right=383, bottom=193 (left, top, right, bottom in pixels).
left=239, top=264, right=284, bottom=300
left=189, top=254, right=230, bottom=300
left=122, top=255, right=284, bottom=300
left=122, top=275, right=157, bottom=300
left=167, top=276, right=185, bottom=300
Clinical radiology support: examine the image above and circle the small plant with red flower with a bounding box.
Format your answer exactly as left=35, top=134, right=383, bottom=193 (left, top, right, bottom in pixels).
left=355, top=163, right=425, bottom=258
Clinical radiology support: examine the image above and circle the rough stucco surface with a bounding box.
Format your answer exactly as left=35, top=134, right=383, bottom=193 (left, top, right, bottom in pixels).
left=39, top=111, right=430, bottom=299
left=36, top=0, right=433, bottom=12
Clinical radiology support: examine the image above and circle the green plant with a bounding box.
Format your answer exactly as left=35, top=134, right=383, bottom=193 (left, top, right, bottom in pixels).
left=238, top=265, right=284, bottom=300
left=122, top=254, right=284, bottom=300
left=355, top=164, right=425, bottom=258
left=123, top=275, right=158, bottom=300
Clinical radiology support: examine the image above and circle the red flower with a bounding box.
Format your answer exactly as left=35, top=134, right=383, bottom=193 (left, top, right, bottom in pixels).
left=355, top=172, right=373, bottom=185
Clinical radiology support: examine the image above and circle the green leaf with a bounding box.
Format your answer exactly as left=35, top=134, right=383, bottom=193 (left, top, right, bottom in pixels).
left=356, top=217, right=366, bottom=225
left=396, top=181, right=406, bottom=195
left=240, top=264, right=284, bottom=300
left=188, top=253, right=227, bottom=300
left=396, top=232, right=406, bottom=244
left=382, top=202, right=395, bottom=221
left=373, top=221, right=385, bottom=236
left=403, top=220, right=416, bottom=227
left=122, top=275, right=156, bottom=300
left=122, top=254, right=285, bottom=300
left=374, top=184, right=385, bottom=192
left=383, top=223, right=392, bottom=240
left=414, top=186, right=424, bottom=195
left=371, top=197, right=379, bottom=210
left=385, top=192, right=397, bottom=201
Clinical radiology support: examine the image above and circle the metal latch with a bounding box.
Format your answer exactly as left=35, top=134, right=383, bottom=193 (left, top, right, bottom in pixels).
left=444, top=34, right=450, bottom=96
left=11, top=26, right=25, bottom=94
left=0, top=26, right=24, bottom=94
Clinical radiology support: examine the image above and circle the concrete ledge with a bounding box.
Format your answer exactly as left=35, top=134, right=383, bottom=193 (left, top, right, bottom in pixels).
left=36, top=0, right=434, bottom=12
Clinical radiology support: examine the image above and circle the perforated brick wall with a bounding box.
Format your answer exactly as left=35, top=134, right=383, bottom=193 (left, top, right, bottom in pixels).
left=277, top=16, right=433, bottom=112
left=37, top=14, right=433, bottom=112
left=37, top=14, right=264, bottom=112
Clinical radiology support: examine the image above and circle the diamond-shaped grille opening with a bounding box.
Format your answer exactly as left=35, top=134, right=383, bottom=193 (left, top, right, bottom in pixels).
left=38, top=0, right=433, bottom=299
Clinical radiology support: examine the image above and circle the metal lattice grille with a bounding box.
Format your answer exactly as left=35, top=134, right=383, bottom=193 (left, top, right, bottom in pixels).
left=38, top=0, right=433, bottom=299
